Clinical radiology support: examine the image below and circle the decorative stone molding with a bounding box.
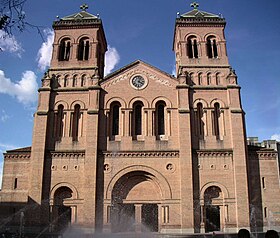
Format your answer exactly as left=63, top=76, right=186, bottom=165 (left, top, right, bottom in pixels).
left=101, top=151, right=179, bottom=158
left=50, top=151, right=85, bottom=159
left=257, top=151, right=277, bottom=159
left=197, top=150, right=232, bottom=157
left=166, top=163, right=175, bottom=173
left=4, top=154, right=31, bottom=160
left=103, top=69, right=175, bottom=89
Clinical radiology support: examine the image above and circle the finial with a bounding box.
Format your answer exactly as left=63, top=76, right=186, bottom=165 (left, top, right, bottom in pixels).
left=190, top=2, right=199, bottom=10
left=80, top=4, right=88, bottom=11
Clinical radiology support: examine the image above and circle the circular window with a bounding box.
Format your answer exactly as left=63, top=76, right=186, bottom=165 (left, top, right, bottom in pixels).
left=130, top=75, right=147, bottom=90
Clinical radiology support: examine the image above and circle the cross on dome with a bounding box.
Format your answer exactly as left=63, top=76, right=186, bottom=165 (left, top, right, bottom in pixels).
left=80, top=4, right=88, bottom=11
left=190, top=2, right=199, bottom=9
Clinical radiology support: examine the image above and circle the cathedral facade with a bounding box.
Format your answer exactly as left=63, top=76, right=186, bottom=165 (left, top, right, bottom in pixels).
left=1, top=4, right=280, bottom=235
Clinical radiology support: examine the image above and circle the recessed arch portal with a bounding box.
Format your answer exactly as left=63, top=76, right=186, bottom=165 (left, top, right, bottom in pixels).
left=107, top=166, right=172, bottom=233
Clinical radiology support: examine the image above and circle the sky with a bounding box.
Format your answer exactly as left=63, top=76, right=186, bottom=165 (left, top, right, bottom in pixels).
left=0, top=0, right=280, bottom=186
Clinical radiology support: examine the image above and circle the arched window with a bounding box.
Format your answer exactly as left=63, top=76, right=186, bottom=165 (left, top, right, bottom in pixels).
left=213, top=103, right=220, bottom=139
left=207, top=36, right=218, bottom=58
left=215, top=73, right=220, bottom=85
left=111, top=102, right=120, bottom=136
left=78, top=37, right=90, bottom=61
left=64, top=75, right=70, bottom=87
left=197, top=103, right=204, bottom=138
left=73, top=75, right=78, bottom=87
left=72, top=104, right=81, bottom=141
left=187, top=36, right=199, bottom=58
left=133, top=101, right=143, bottom=136
left=56, top=105, right=64, bottom=139
left=155, top=101, right=166, bottom=136
left=81, top=75, right=86, bottom=87
left=198, top=73, right=203, bottom=85
left=59, top=38, right=71, bottom=61
left=207, top=73, right=211, bottom=85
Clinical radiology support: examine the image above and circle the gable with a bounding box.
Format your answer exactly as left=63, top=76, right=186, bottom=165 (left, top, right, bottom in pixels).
left=101, top=61, right=178, bottom=109
left=101, top=60, right=177, bottom=90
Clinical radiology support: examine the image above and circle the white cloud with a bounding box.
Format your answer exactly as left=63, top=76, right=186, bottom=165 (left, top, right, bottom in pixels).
left=0, top=110, right=10, bottom=122
left=271, top=134, right=280, bottom=141
left=37, top=29, right=54, bottom=71
left=0, top=143, right=17, bottom=153
left=0, top=70, right=38, bottom=105
left=0, top=30, right=24, bottom=57
left=104, top=46, right=120, bottom=76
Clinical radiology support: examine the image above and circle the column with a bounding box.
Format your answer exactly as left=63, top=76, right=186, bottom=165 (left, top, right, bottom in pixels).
left=135, top=204, right=142, bottom=233
left=71, top=206, right=77, bottom=224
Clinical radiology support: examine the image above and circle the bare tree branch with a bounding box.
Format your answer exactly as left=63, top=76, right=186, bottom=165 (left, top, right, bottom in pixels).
left=0, top=0, right=44, bottom=40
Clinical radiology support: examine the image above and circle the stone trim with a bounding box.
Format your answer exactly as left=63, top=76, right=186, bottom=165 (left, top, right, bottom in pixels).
left=38, top=88, right=51, bottom=92
left=49, top=151, right=85, bottom=159
left=101, top=150, right=179, bottom=158
left=178, top=108, right=190, bottom=113
left=4, top=153, right=31, bottom=160
left=87, top=109, right=99, bottom=114
left=49, top=67, right=98, bottom=71
left=53, top=88, right=89, bottom=92
left=192, top=86, right=227, bottom=90
left=230, top=109, right=243, bottom=113
left=176, top=84, right=189, bottom=89
left=37, top=111, right=48, bottom=115
left=227, top=85, right=241, bottom=89
left=257, top=151, right=277, bottom=159
left=197, top=150, right=233, bottom=157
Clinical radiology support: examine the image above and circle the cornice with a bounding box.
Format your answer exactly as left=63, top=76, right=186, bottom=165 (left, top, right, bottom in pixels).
left=4, top=153, right=31, bottom=160
left=197, top=150, right=233, bottom=157
left=100, top=150, right=179, bottom=158
left=49, top=151, right=85, bottom=159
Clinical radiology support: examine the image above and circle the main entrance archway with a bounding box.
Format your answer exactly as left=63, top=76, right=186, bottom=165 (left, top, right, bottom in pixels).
left=53, top=186, right=73, bottom=232
left=110, top=171, right=162, bottom=233
left=204, top=186, right=222, bottom=232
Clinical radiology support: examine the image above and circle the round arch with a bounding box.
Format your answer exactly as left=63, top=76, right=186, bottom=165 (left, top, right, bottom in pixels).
left=76, top=34, right=94, bottom=43
left=193, top=98, right=209, bottom=108
left=57, top=35, right=75, bottom=44
left=184, top=33, right=202, bottom=42
left=106, top=165, right=172, bottom=200
left=106, top=97, right=127, bottom=109
left=204, top=33, right=222, bottom=42
left=54, top=100, right=69, bottom=110
left=128, top=96, right=149, bottom=108
left=210, top=98, right=226, bottom=108
left=70, top=100, right=86, bottom=110
left=50, top=182, right=79, bottom=200
left=200, top=181, right=229, bottom=200
left=151, top=96, right=172, bottom=108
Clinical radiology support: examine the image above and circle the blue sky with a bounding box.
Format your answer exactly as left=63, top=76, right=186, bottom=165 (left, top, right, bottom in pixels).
left=0, top=0, right=280, bottom=185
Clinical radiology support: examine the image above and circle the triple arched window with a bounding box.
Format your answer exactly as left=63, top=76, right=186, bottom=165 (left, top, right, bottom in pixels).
left=58, top=38, right=71, bottom=61
left=108, top=100, right=168, bottom=139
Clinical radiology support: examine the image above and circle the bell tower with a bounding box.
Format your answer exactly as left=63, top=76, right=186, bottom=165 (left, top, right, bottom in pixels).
left=174, top=2, right=251, bottom=232
left=51, top=3, right=107, bottom=79
left=28, top=5, right=107, bottom=228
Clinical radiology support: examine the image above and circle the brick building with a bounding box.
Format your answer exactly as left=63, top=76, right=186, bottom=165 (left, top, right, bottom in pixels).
left=0, top=3, right=280, bottom=235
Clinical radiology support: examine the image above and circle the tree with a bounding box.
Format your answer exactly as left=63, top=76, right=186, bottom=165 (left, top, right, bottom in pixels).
left=0, top=0, right=42, bottom=36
